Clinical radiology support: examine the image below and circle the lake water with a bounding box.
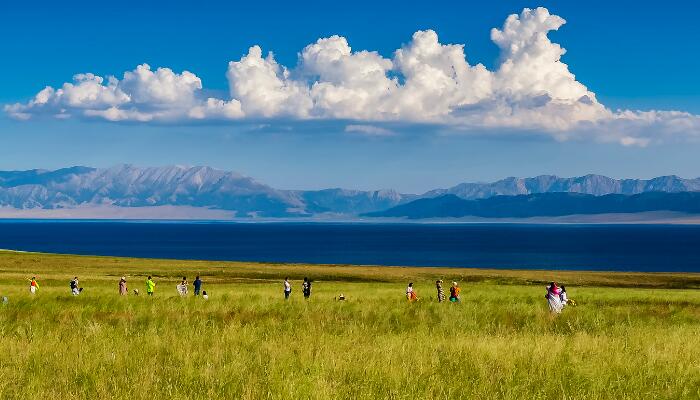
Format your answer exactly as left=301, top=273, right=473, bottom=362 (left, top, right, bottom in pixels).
left=0, top=221, right=699, bottom=272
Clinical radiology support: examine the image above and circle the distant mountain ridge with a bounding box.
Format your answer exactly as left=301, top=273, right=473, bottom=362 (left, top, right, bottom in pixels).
left=424, top=174, right=700, bottom=199
left=365, top=192, right=700, bottom=219
left=0, top=165, right=409, bottom=217
left=1, top=165, right=699, bottom=218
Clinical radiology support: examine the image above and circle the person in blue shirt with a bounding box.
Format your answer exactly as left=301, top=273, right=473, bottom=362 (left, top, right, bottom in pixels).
left=193, top=276, right=202, bottom=296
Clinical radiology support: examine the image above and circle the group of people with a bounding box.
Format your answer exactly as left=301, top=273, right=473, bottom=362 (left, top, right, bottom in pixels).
left=21, top=275, right=573, bottom=313
left=406, top=280, right=462, bottom=302
left=545, top=282, right=575, bottom=313
left=138, top=275, right=207, bottom=298
left=26, top=275, right=208, bottom=299
left=283, top=277, right=313, bottom=299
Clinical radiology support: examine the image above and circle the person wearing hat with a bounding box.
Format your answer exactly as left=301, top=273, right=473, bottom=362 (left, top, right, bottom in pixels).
left=119, top=277, right=128, bottom=295
left=449, top=282, right=461, bottom=303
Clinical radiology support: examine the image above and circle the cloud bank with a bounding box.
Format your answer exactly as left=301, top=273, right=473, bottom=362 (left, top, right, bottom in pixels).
left=5, top=7, right=699, bottom=145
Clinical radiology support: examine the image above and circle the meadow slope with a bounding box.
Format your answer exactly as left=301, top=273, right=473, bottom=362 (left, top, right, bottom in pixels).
left=0, top=251, right=698, bottom=399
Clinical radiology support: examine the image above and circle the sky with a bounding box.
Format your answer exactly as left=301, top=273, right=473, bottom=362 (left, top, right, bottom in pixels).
left=1, top=0, right=700, bottom=193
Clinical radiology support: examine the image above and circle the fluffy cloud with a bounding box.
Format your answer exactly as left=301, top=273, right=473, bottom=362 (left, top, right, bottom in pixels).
left=5, top=7, right=700, bottom=145
left=226, top=45, right=312, bottom=118
left=301, top=35, right=397, bottom=119
left=5, top=64, right=235, bottom=122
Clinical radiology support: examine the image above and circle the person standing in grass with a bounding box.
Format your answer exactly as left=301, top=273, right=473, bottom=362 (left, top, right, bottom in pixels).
left=559, top=285, right=575, bottom=307
left=545, top=282, right=563, bottom=314
left=70, top=276, right=82, bottom=296
left=119, top=277, right=128, bottom=295
left=177, top=276, right=188, bottom=296
left=406, top=282, right=418, bottom=302
left=283, top=277, right=291, bottom=299
left=146, top=276, right=156, bottom=296
left=193, top=276, right=202, bottom=296
left=436, top=280, right=445, bottom=302
left=559, top=285, right=567, bottom=307
left=302, top=277, right=311, bottom=299
left=29, top=277, right=39, bottom=294
left=449, top=282, right=461, bottom=303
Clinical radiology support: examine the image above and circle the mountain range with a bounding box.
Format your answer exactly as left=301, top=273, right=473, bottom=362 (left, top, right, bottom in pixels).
left=1, top=165, right=700, bottom=219
left=0, top=165, right=408, bottom=217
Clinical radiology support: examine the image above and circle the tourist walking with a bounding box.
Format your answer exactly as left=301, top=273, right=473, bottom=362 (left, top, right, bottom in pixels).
left=302, top=277, right=311, bottom=299
left=29, top=277, right=39, bottom=294
left=283, top=277, right=291, bottom=299
left=406, top=282, right=418, bottom=302
left=146, top=276, right=156, bottom=296
left=449, top=282, right=461, bottom=303
left=545, top=282, right=563, bottom=314
left=436, top=280, right=445, bottom=302
left=193, top=276, right=202, bottom=296
left=119, top=277, right=128, bottom=295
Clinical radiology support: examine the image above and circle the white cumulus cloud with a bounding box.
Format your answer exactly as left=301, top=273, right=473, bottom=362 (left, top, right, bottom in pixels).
left=226, top=45, right=312, bottom=118
left=5, top=7, right=700, bottom=145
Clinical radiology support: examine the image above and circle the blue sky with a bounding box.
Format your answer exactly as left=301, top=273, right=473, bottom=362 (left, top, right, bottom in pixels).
left=1, top=1, right=699, bottom=193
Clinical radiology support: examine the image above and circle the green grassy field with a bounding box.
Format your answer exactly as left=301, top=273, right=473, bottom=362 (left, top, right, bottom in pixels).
left=0, top=250, right=699, bottom=399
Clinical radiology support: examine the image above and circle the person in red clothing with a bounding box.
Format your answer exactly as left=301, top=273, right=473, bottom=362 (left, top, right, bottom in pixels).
left=406, top=282, right=418, bottom=301
left=29, top=277, right=39, bottom=294
left=449, top=282, right=461, bottom=303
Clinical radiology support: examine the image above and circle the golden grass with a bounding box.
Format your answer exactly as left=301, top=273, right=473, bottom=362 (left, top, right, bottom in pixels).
left=0, top=250, right=699, bottom=399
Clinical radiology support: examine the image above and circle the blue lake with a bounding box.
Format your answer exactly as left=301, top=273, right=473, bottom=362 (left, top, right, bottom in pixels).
left=0, top=221, right=699, bottom=272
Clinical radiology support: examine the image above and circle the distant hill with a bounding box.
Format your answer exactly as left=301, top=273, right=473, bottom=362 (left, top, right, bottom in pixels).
left=364, top=192, right=700, bottom=219
left=1, top=165, right=700, bottom=218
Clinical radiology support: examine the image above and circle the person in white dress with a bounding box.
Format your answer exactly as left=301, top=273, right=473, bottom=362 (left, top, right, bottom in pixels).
left=546, top=282, right=564, bottom=314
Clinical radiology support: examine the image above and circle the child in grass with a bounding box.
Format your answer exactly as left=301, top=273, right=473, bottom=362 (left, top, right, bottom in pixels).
left=146, top=276, right=156, bottom=296
left=449, top=282, right=461, bottom=303
left=559, top=285, right=568, bottom=307
left=29, top=277, right=39, bottom=294
left=406, top=282, right=418, bottom=301
left=559, top=285, right=576, bottom=306
left=436, top=280, right=445, bottom=302
left=202, top=290, right=209, bottom=300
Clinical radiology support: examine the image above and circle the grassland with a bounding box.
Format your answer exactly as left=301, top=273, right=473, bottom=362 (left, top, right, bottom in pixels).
left=0, top=250, right=699, bottom=399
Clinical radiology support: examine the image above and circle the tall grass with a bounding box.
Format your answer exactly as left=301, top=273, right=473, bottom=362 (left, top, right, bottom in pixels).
left=0, top=251, right=699, bottom=399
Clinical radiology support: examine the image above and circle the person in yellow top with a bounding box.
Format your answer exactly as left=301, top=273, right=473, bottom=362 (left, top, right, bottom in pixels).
left=146, top=276, right=156, bottom=296
left=29, top=277, right=39, bottom=294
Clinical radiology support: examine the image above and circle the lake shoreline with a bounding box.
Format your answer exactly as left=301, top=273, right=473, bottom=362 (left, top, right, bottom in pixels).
left=2, top=250, right=699, bottom=289
left=2, top=207, right=700, bottom=225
